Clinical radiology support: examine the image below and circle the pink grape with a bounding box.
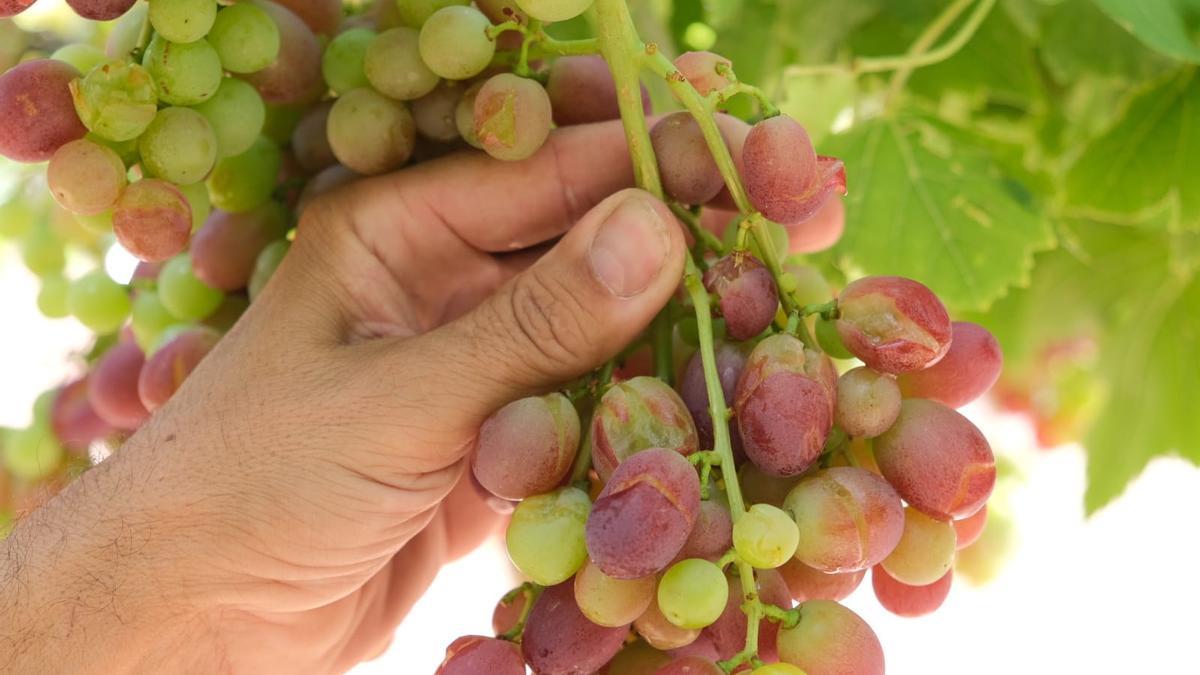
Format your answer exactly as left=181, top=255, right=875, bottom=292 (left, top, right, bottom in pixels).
left=788, top=197, right=844, bottom=254
left=779, top=559, right=865, bottom=603
left=678, top=342, right=748, bottom=455
left=666, top=633, right=719, bottom=662
left=50, top=376, right=113, bottom=453
left=836, top=276, right=952, bottom=375
left=673, top=51, right=733, bottom=96
left=65, top=0, right=135, bottom=21
left=872, top=565, right=952, bottom=618
left=651, top=112, right=724, bottom=205
left=113, top=179, right=192, bottom=263
left=522, top=582, right=629, bottom=675
left=834, top=367, right=901, bottom=439
left=47, top=139, right=127, bottom=216
left=953, top=504, right=988, bottom=550
left=635, top=595, right=700, bottom=651
left=545, top=55, right=650, bottom=126
left=472, top=393, right=580, bottom=501
left=898, top=321, right=1003, bottom=408
left=703, top=253, right=779, bottom=341
left=474, top=73, right=553, bottom=162
left=0, top=60, right=87, bottom=163
left=192, top=204, right=289, bottom=291
left=436, top=636, right=524, bottom=675
left=783, top=467, right=904, bottom=574
left=776, top=600, right=884, bottom=675
left=676, top=500, right=733, bottom=563
left=412, top=81, right=466, bottom=142
left=586, top=448, right=700, bottom=579
left=655, top=656, right=724, bottom=674
left=704, top=568, right=790, bottom=662
left=271, top=0, right=340, bottom=36
left=327, top=87, right=416, bottom=175
left=89, top=339, right=150, bottom=430
left=880, top=506, right=957, bottom=586
left=291, top=102, right=337, bottom=172
left=874, top=399, right=996, bottom=520
left=735, top=334, right=836, bottom=476
left=0, top=0, right=37, bottom=18
left=742, top=115, right=847, bottom=225
left=138, top=327, right=221, bottom=412
left=243, top=0, right=324, bottom=105
left=574, top=559, right=655, bottom=627
left=590, top=376, right=698, bottom=480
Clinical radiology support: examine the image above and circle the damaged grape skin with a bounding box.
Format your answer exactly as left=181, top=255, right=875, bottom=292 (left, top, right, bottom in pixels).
left=835, top=276, right=953, bottom=375
left=588, top=376, right=699, bottom=480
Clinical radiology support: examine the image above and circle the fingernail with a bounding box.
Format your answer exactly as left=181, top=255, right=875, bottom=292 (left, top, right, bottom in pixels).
left=588, top=194, right=670, bottom=298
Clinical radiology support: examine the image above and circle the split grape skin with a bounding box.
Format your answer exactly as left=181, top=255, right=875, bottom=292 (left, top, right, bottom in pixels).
left=779, top=559, right=866, bottom=603
left=113, top=179, right=194, bottom=263
left=836, top=276, right=953, bottom=375
left=474, top=73, right=554, bottom=162
left=742, top=115, right=847, bottom=225
left=783, top=467, right=905, bottom=574
left=898, top=321, right=1004, bottom=408
left=589, top=376, right=699, bottom=480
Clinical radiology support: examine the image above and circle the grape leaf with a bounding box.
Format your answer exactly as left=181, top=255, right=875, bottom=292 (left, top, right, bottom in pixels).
left=1064, top=69, right=1200, bottom=228
left=1092, top=0, right=1200, bottom=62
left=819, top=116, right=1055, bottom=312
left=1040, top=0, right=1176, bottom=83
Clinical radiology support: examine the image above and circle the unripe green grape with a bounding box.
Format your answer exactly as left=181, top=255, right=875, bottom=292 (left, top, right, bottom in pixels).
left=131, top=292, right=184, bottom=352
left=206, top=136, right=282, bottom=213
left=505, top=487, right=590, bottom=586
left=327, top=88, right=416, bottom=175
left=364, top=27, right=439, bottom=101
left=881, top=507, right=957, bottom=587
left=657, top=559, right=728, bottom=629
left=149, top=0, right=218, bottom=44
left=261, top=104, right=303, bottom=145
left=733, top=503, right=800, bottom=569
left=138, top=106, right=218, bottom=186
left=68, top=270, right=132, bottom=334
left=21, top=225, right=65, bottom=278
left=516, top=0, right=594, bottom=23
left=752, top=665, right=808, bottom=675
left=208, top=2, right=281, bottom=74
left=4, top=425, right=65, bottom=482
left=37, top=274, right=71, bottom=319
left=323, top=27, right=375, bottom=94
left=396, top=0, right=469, bottom=27
left=418, top=6, right=496, bottom=80
left=77, top=210, right=115, bottom=236
left=0, top=198, right=36, bottom=239
left=193, top=78, right=266, bottom=158
left=158, top=254, right=223, bottom=321
left=249, top=239, right=289, bottom=301
left=816, top=317, right=853, bottom=359
left=51, top=44, right=106, bottom=74
left=141, top=35, right=223, bottom=106
left=178, top=181, right=211, bottom=232
left=69, top=60, right=159, bottom=142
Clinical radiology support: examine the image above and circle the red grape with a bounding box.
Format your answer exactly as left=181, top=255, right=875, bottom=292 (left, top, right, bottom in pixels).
left=655, top=656, right=723, bottom=674
left=590, top=376, right=698, bottom=480
left=138, top=327, right=221, bottom=412
left=243, top=0, right=324, bottom=105
left=676, top=499, right=733, bottom=563
left=788, top=197, right=844, bottom=254
left=871, top=565, right=952, bottom=618
left=704, top=568, right=790, bottom=661
left=65, top=0, right=135, bottom=21
left=192, top=204, right=289, bottom=291
left=0, top=60, right=87, bottom=163
left=291, top=101, right=337, bottom=172
left=953, top=503, right=988, bottom=550
left=779, top=559, right=865, bottom=603
left=51, top=376, right=113, bottom=453
left=522, top=582, right=629, bottom=675
left=743, top=115, right=847, bottom=225
left=651, top=112, right=724, bottom=205
left=874, top=399, right=996, bottom=520
left=836, top=276, right=953, bottom=375
left=472, top=393, right=580, bottom=501
left=545, top=55, right=650, bottom=126
left=113, top=179, right=193, bottom=263
left=703, top=253, right=779, bottom=341
left=673, top=51, right=732, bottom=96
left=271, top=0, right=340, bottom=36
left=490, top=587, right=529, bottom=636
left=834, top=367, right=901, bottom=439
left=898, top=321, right=1003, bottom=408
left=776, top=600, right=884, bottom=675
left=436, top=635, right=524, bottom=675
left=678, top=341, right=748, bottom=455
left=89, top=339, right=150, bottom=430
left=783, top=467, right=904, bottom=574
left=586, top=448, right=700, bottom=579
left=0, top=0, right=37, bottom=18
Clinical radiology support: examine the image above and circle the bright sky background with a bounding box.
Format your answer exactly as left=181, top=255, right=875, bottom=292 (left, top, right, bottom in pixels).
left=3, top=243, right=1198, bottom=675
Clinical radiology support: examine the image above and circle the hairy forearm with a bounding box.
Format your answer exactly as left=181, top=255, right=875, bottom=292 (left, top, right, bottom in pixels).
left=0, top=434, right=224, bottom=673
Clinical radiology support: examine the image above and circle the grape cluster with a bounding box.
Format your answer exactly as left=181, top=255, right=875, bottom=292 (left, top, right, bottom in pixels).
left=0, top=1, right=1010, bottom=673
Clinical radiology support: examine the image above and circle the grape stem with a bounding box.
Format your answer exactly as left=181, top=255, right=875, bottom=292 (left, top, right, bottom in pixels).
left=498, top=583, right=543, bottom=643
left=885, top=0, right=994, bottom=105
left=669, top=203, right=726, bottom=256
left=782, top=0, right=995, bottom=86
left=592, top=2, right=763, bottom=670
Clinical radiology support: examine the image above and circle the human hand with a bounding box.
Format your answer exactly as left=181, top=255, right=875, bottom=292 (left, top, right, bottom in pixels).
left=0, top=121, right=686, bottom=673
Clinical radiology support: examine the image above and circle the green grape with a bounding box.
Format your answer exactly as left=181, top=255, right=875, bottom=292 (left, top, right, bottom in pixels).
left=206, top=136, right=282, bottom=213
left=138, top=106, right=218, bottom=186
left=734, top=503, right=801, bottom=569
left=193, top=77, right=266, bottom=157
left=751, top=664, right=808, bottom=675
left=656, top=559, right=728, bottom=629
left=149, top=0, right=218, bottom=44
left=249, top=239, right=289, bottom=301
left=417, top=6, right=496, bottom=80
left=261, top=104, right=303, bottom=145
left=131, top=291, right=185, bottom=352
left=515, top=0, right=594, bottom=23
left=105, top=2, right=149, bottom=57
left=37, top=274, right=71, bottom=319
left=815, top=317, right=853, bottom=360
left=158, top=254, right=223, bottom=321
left=21, top=225, right=65, bottom=278
left=68, top=269, right=132, bottom=334
left=0, top=198, right=37, bottom=239
left=69, top=60, right=159, bottom=142
left=505, top=487, right=590, bottom=586
left=141, top=34, right=223, bottom=106
left=207, top=2, right=281, bottom=74
left=89, top=132, right=141, bottom=166
left=396, top=0, right=469, bottom=27
left=881, top=507, right=957, bottom=587
left=51, top=43, right=106, bottom=74
left=4, top=425, right=65, bottom=482
left=365, top=27, right=439, bottom=100
left=177, top=180, right=211, bottom=232
left=323, top=28, right=375, bottom=94
left=32, top=390, right=57, bottom=427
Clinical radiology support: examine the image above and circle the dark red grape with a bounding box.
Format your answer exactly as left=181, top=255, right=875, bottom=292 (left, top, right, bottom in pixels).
left=545, top=55, right=651, bottom=126
left=65, top=0, right=135, bottom=21
left=678, top=341, right=748, bottom=455
left=436, top=635, right=524, bottom=675
left=522, top=582, right=629, bottom=675
left=703, top=253, right=779, bottom=341
left=0, top=60, right=87, bottom=163
left=651, top=112, right=724, bottom=205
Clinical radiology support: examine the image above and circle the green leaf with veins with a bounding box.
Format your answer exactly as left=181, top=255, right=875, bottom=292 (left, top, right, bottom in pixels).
left=1064, top=70, right=1200, bottom=229
left=818, top=115, right=1055, bottom=312
left=1040, top=0, right=1176, bottom=83
left=1092, top=0, right=1200, bottom=63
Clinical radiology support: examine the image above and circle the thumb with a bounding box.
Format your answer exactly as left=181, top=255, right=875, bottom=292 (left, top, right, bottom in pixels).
left=416, top=188, right=685, bottom=412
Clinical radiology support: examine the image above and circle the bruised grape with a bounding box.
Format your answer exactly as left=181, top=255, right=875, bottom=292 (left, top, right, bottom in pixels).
left=835, top=276, right=952, bottom=375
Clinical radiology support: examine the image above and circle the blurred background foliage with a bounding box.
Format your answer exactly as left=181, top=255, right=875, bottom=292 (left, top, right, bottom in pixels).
left=2, top=0, right=1198, bottom=513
